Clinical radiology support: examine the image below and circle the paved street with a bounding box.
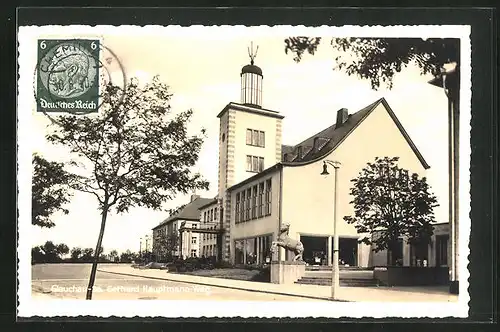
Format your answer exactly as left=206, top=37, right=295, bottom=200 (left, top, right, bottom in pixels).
left=31, top=263, right=315, bottom=301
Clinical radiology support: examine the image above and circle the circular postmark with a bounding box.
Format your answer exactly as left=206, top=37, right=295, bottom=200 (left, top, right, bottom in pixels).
left=33, top=39, right=127, bottom=122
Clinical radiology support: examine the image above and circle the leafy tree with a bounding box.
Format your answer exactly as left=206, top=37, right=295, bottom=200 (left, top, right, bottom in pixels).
left=70, top=247, right=82, bottom=261
left=39, top=241, right=59, bottom=262
left=109, top=250, right=119, bottom=262
left=154, top=232, right=179, bottom=261
left=32, top=154, right=72, bottom=228
left=32, top=241, right=70, bottom=263
left=284, top=37, right=459, bottom=91
left=45, top=76, right=209, bottom=299
left=343, top=157, right=438, bottom=265
left=31, top=246, right=44, bottom=264
left=80, top=248, right=94, bottom=262
left=119, top=249, right=137, bottom=263
left=56, top=243, right=70, bottom=258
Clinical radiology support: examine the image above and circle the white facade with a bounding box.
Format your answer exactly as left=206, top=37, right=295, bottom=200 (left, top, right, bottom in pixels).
left=153, top=218, right=201, bottom=258
left=199, top=201, right=219, bottom=257
left=220, top=94, right=436, bottom=267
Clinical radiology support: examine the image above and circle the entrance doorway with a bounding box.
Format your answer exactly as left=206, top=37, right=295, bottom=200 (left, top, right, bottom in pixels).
left=338, top=238, right=358, bottom=266
left=300, top=236, right=327, bottom=265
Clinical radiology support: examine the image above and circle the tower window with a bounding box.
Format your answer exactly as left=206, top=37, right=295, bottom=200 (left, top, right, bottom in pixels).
left=246, top=155, right=264, bottom=173
left=246, top=129, right=265, bottom=147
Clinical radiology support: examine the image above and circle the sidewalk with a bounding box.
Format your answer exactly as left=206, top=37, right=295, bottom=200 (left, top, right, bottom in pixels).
left=98, top=265, right=458, bottom=302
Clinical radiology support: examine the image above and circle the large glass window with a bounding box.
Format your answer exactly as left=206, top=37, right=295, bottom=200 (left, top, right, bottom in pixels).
left=251, top=185, right=257, bottom=219
left=235, top=193, right=240, bottom=223
left=436, top=235, right=449, bottom=267
left=265, top=179, right=272, bottom=216
left=246, top=188, right=251, bottom=220
left=240, top=191, right=246, bottom=222
left=235, top=240, right=244, bottom=265
left=245, top=238, right=256, bottom=265
left=258, top=182, right=264, bottom=217
left=410, top=242, right=429, bottom=267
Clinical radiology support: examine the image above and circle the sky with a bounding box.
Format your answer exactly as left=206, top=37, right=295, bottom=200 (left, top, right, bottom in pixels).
left=28, top=29, right=451, bottom=254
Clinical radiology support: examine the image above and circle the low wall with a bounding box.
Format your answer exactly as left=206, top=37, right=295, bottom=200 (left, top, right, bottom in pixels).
left=270, top=261, right=306, bottom=284
left=374, top=266, right=449, bottom=286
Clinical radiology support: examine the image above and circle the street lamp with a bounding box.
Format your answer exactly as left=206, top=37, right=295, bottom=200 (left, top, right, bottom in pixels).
left=429, top=63, right=459, bottom=294
left=321, top=160, right=341, bottom=300
left=139, top=237, right=142, bottom=255
left=145, top=235, right=150, bottom=260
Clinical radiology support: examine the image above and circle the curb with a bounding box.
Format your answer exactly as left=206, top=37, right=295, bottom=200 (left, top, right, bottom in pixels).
left=97, top=269, right=348, bottom=302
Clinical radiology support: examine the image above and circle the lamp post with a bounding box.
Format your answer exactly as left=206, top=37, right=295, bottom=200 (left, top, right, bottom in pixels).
left=321, top=160, right=341, bottom=300
left=139, top=237, right=142, bottom=255
left=429, top=63, right=459, bottom=294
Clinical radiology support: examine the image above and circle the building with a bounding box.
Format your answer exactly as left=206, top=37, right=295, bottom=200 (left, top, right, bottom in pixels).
left=153, top=50, right=450, bottom=270
left=198, top=199, right=219, bottom=258
left=152, top=194, right=213, bottom=259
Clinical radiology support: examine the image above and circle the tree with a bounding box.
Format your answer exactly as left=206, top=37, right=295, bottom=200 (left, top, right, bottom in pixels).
left=343, top=157, right=438, bottom=265
left=32, top=241, right=70, bottom=263
left=70, top=247, right=83, bottom=261
left=80, top=248, right=94, bottom=262
left=109, top=250, right=119, bottom=262
left=119, top=249, right=136, bottom=263
left=32, top=246, right=44, bottom=264
left=45, top=76, right=210, bottom=299
left=284, top=37, right=459, bottom=90
left=56, top=243, right=70, bottom=258
left=32, top=154, right=72, bottom=228
left=155, top=232, right=179, bottom=261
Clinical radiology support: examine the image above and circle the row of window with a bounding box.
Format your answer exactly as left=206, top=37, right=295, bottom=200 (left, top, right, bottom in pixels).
left=203, top=207, right=218, bottom=224
left=202, top=228, right=218, bottom=241
left=234, top=235, right=273, bottom=265
left=201, top=244, right=217, bottom=257
left=246, top=128, right=265, bottom=147
left=246, top=155, right=264, bottom=173
left=235, top=179, right=272, bottom=223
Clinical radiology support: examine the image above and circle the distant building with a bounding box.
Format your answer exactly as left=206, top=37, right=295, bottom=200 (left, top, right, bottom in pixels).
left=198, top=199, right=219, bottom=258
left=152, top=194, right=212, bottom=258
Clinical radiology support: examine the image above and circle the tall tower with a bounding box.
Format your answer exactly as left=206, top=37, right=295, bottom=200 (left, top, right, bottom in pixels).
left=217, top=43, right=284, bottom=262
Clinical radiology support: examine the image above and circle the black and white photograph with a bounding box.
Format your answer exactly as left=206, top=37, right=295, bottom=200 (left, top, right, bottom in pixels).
left=17, top=24, right=471, bottom=318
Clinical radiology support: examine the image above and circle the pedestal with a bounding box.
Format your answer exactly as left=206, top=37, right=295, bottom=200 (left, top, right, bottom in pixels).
left=449, top=280, right=459, bottom=294
left=270, top=261, right=306, bottom=284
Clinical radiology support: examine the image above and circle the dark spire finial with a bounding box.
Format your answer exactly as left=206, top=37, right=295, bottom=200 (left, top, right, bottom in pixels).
left=248, top=41, right=259, bottom=65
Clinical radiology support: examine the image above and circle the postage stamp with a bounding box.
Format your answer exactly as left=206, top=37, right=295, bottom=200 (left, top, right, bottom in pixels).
left=17, top=25, right=472, bottom=319
left=36, top=39, right=100, bottom=113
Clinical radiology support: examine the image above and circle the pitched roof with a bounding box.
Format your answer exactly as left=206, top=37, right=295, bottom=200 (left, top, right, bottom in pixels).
left=281, top=97, right=430, bottom=169
left=152, top=197, right=213, bottom=230
left=281, top=98, right=381, bottom=164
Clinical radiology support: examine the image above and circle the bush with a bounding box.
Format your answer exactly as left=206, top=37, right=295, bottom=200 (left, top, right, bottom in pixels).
left=214, top=260, right=234, bottom=269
